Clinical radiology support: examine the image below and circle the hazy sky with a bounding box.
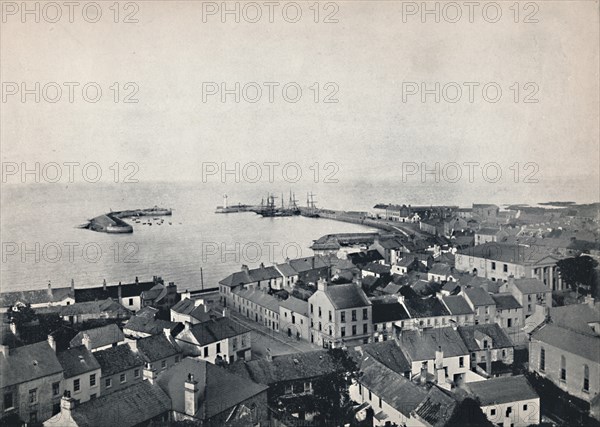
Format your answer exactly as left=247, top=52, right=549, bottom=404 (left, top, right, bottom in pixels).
left=1, top=1, right=599, bottom=195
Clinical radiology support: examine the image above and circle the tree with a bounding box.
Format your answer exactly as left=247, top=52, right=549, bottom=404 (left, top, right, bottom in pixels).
left=557, top=256, right=599, bottom=298
left=446, top=398, right=494, bottom=427
left=7, top=303, right=36, bottom=328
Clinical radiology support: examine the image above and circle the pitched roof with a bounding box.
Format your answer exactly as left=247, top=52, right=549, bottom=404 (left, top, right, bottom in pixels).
left=402, top=296, right=450, bottom=318
left=441, top=295, right=473, bottom=315
left=361, top=340, right=411, bottom=374
left=157, top=358, right=267, bottom=420
left=531, top=323, right=600, bottom=363
left=457, top=323, right=514, bottom=351
left=288, top=256, right=329, bottom=273
left=358, top=357, right=427, bottom=417
left=414, top=386, right=458, bottom=427
left=182, top=317, right=250, bottom=346
left=491, top=293, right=522, bottom=310
left=279, top=296, right=308, bottom=315
left=228, top=350, right=346, bottom=385
left=468, top=375, right=538, bottom=405
left=463, top=287, right=495, bottom=307
left=397, top=327, right=469, bottom=361
left=371, top=300, right=410, bottom=323
left=512, top=278, right=550, bottom=294
left=171, top=298, right=211, bottom=322
left=548, top=302, right=600, bottom=335
left=362, top=262, right=391, bottom=275
left=70, top=324, right=124, bottom=349
left=93, top=344, right=144, bottom=376
left=219, top=265, right=283, bottom=287
left=397, top=256, right=417, bottom=267
left=65, top=380, right=171, bottom=426
left=458, top=242, right=559, bottom=265
left=322, top=283, right=370, bottom=310
left=428, top=263, right=453, bottom=276
left=234, top=288, right=281, bottom=312
left=0, top=341, right=63, bottom=387
left=37, top=298, right=131, bottom=317
left=347, top=250, right=384, bottom=267
left=136, top=334, right=180, bottom=363
left=275, top=263, right=298, bottom=277
left=57, top=345, right=101, bottom=378
left=74, top=280, right=159, bottom=302
left=0, top=286, right=73, bottom=308
left=124, top=315, right=181, bottom=336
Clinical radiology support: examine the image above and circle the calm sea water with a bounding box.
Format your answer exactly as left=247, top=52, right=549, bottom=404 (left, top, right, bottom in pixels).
left=1, top=178, right=595, bottom=293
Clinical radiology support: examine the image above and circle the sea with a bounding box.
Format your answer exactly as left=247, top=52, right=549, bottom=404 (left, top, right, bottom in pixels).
left=1, top=177, right=596, bottom=293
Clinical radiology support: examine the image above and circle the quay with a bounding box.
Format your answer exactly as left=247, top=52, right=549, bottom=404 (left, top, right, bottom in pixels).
left=81, top=206, right=172, bottom=234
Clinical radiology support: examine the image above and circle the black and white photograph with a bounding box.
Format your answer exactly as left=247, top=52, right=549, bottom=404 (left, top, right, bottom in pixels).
left=1, top=1, right=599, bottom=426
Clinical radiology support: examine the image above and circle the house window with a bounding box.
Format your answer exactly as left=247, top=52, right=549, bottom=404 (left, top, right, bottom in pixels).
left=363, top=324, right=368, bottom=334
left=310, top=304, right=313, bottom=314
left=90, top=374, right=96, bottom=387
left=304, top=382, right=311, bottom=392
left=539, top=347, right=545, bottom=372
left=29, top=389, right=37, bottom=404
left=505, top=406, right=512, bottom=418
left=352, top=325, right=357, bottom=335
left=483, top=340, right=489, bottom=349
left=523, top=404, right=528, bottom=411
left=379, top=397, right=382, bottom=408
left=490, top=408, right=496, bottom=416
left=73, top=378, right=80, bottom=392
left=29, top=411, right=37, bottom=424
left=204, top=347, right=209, bottom=357
left=341, top=311, right=346, bottom=323
left=90, top=394, right=97, bottom=400
left=318, top=307, right=322, bottom=317
left=4, top=392, right=13, bottom=409
left=134, top=369, right=140, bottom=378
left=216, top=343, right=221, bottom=353
left=368, top=390, right=372, bottom=400
left=52, top=382, right=60, bottom=396
left=491, top=262, right=496, bottom=270
left=352, top=310, right=357, bottom=321
left=129, top=298, right=134, bottom=306
left=341, top=327, right=346, bottom=337
left=359, top=383, right=362, bottom=395
left=459, top=357, right=464, bottom=368
left=328, top=311, right=332, bottom=322
left=105, top=378, right=112, bottom=388
left=584, top=365, right=590, bottom=392
left=120, top=373, right=127, bottom=383
left=560, top=355, right=566, bottom=381
left=363, top=309, right=368, bottom=320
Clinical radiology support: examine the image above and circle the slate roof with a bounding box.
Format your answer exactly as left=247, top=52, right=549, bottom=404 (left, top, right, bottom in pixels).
left=183, top=317, right=250, bottom=346
left=323, top=283, right=371, bottom=310
left=491, top=293, right=522, bottom=310
left=228, top=350, right=347, bottom=385
left=457, top=324, right=513, bottom=351
left=93, top=344, right=144, bottom=376
left=428, top=263, right=453, bottom=276
left=476, top=228, right=502, bottom=236
left=157, top=358, right=268, bottom=420
left=458, top=242, right=557, bottom=264
left=288, top=256, right=329, bottom=273
left=531, top=323, right=600, bottom=363
left=279, top=296, right=308, bottom=315
left=124, top=315, right=181, bottom=336
left=463, top=287, right=495, bottom=307
left=57, top=345, right=101, bottom=378
left=397, top=256, right=417, bottom=267
left=275, top=263, right=298, bottom=277
left=234, top=288, right=281, bottom=312
left=361, top=340, right=411, bottom=374
left=171, top=298, right=211, bottom=322
left=37, top=298, right=131, bottom=317
left=64, top=380, right=171, bottom=427
left=358, top=357, right=427, bottom=417
left=362, top=262, right=391, bottom=275
left=441, top=295, right=473, bottom=315
left=347, top=250, right=384, bottom=267
left=512, top=278, right=550, bottom=294
left=74, top=280, right=158, bottom=302
left=397, top=327, right=469, bottom=361
left=382, top=282, right=402, bottom=295
left=136, top=334, right=180, bottom=363
left=414, top=386, right=457, bottom=427
left=548, top=302, right=600, bottom=335
left=70, top=324, right=124, bottom=349
left=371, top=300, right=410, bottom=323
left=468, top=375, right=538, bottom=406
left=402, top=296, right=450, bottom=318
left=0, top=341, right=63, bottom=387
left=0, top=286, right=73, bottom=308
left=219, top=265, right=282, bottom=287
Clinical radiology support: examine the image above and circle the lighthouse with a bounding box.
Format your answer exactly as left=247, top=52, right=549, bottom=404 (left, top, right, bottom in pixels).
left=223, top=194, right=228, bottom=209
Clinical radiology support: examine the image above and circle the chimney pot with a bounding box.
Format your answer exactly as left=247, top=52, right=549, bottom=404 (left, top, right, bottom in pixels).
left=184, top=373, right=200, bottom=416
left=48, top=335, right=56, bottom=352
left=82, top=333, right=92, bottom=351
left=47, top=281, right=52, bottom=295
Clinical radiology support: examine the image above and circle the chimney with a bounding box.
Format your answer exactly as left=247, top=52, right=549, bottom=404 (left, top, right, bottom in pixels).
left=71, top=278, right=75, bottom=291
left=317, top=278, right=327, bottom=292
left=435, top=346, right=444, bottom=370
left=47, top=281, right=52, bottom=296
left=143, top=364, right=158, bottom=384
left=127, top=338, right=137, bottom=352
left=265, top=347, right=272, bottom=362
left=60, top=392, right=76, bottom=416
left=222, top=308, right=228, bottom=318
left=136, top=276, right=140, bottom=284
left=48, top=335, right=56, bottom=352
left=397, top=295, right=405, bottom=304
left=118, top=282, right=122, bottom=300
left=0, top=344, right=9, bottom=357
left=241, top=265, right=249, bottom=273
left=259, top=262, right=265, bottom=269
left=103, top=279, right=107, bottom=291
left=184, top=373, right=200, bottom=416
left=420, top=364, right=428, bottom=385
left=82, top=333, right=92, bottom=351
left=9, top=322, right=17, bottom=336
left=485, top=348, right=492, bottom=376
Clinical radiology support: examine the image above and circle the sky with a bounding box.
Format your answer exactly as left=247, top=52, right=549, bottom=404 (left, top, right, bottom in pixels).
left=1, top=1, right=599, bottom=198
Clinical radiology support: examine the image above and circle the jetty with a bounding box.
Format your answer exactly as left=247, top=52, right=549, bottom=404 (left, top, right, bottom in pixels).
left=81, top=206, right=172, bottom=234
